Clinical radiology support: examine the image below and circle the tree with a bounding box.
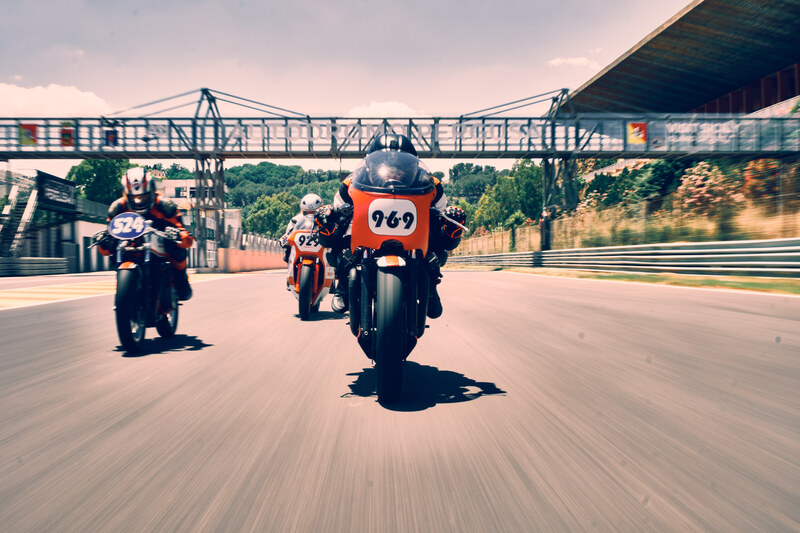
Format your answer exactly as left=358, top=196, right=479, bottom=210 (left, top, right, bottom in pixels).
left=469, top=160, right=543, bottom=230
left=444, top=163, right=499, bottom=204
left=67, top=159, right=133, bottom=204
left=675, top=162, right=743, bottom=216
left=575, top=158, right=618, bottom=176
left=582, top=167, right=640, bottom=209
left=743, top=159, right=780, bottom=203
left=242, top=192, right=299, bottom=236
left=165, top=163, right=194, bottom=181
left=504, top=210, right=526, bottom=252
left=634, top=159, right=686, bottom=212
left=509, top=159, right=543, bottom=220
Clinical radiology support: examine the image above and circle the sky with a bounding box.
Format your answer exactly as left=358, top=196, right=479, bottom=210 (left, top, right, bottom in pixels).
left=1, top=0, right=693, bottom=178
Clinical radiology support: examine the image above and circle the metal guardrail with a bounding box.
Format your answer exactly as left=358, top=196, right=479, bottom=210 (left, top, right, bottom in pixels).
left=76, top=197, right=110, bottom=220
left=0, top=257, right=69, bottom=276
left=448, top=238, right=800, bottom=277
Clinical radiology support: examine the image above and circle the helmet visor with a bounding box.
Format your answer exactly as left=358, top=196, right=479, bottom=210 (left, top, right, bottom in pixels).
left=350, top=151, right=434, bottom=194
left=130, top=192, right=152, bottom=210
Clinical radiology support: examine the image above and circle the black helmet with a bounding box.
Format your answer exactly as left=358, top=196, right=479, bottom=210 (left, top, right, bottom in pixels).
left=366, top=133, right=417, bottom=156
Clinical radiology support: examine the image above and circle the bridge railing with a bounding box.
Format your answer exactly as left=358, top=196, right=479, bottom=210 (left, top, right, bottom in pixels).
left=2, top=114, right=798, bottom=159
left=447, top=238, right=800, bottom=277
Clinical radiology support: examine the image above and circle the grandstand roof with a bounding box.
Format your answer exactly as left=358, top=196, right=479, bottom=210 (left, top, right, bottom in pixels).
left=565, top=0, right=800, bottom=113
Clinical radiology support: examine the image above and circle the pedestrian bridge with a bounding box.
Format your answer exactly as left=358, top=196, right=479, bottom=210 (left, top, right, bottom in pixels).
left=2, top=114, right=798, bottom=161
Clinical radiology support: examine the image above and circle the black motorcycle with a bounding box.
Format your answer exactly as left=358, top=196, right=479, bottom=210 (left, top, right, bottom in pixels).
left=92, top=212, right=181, bottom=352
left=338, top=151, right=467, bottom=402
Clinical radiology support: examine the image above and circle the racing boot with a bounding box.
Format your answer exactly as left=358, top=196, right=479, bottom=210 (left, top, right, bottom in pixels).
left=331, top=281, right=348, bottom=314
left=426, top=250, right=445, bottom=319
left=331, top=249, right=354, bottom=314
left=427, top=278, right=443, bottom=319
left=174, top=268, right=193, bottom=301
left=282, top=245, right=291, bottom=263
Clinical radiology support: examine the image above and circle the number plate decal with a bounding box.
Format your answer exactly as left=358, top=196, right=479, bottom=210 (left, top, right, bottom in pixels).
left=367, top=199, right=417, bottom=236
left=108, top=212, right=146, bottom=239
left=294, top=231, right=321, bottom=252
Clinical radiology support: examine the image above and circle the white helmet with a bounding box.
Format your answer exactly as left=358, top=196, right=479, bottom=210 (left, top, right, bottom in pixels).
left=300, top=193, right=322, bottom=214
left=122, top=167, right=157, bottom=214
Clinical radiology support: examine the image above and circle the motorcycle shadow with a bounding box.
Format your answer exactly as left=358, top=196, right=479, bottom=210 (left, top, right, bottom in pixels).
left=343, top=361, right=506, bottom=412
left=301, top=311, right=347, bottom=321
left=117, top=334, right=214, bottom=357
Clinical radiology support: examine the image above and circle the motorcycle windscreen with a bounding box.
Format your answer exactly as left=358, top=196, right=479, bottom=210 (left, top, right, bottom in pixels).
left=349, top=188, right=435, bottom=254
left=349, top=151, right=435, bottom=195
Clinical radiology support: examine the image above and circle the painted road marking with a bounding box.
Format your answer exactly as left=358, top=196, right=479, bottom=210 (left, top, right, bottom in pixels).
left=0, top=273, right=251, bottom=310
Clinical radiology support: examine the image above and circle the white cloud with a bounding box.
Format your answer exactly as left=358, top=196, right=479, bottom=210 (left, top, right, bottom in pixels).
left=588, top=47, right=603, bottom=54
left=0, top=83, right=113, bottom=117
left=546, top=57, right=601, bottom=70
left=346, top=101, right=424, bottom=117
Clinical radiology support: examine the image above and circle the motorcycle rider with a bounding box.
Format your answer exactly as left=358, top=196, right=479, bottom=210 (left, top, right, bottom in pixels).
left=314, top=133, right=466, bottom=318
left=95, top=167, right=195, bottom=301
left=280, top=193, right=324, bottom=263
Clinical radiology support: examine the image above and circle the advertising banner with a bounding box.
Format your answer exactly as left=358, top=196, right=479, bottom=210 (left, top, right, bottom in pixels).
left=104, top=129, right=119, bottom=147
left=627, top=122, right=647, bottom=145
left=36, top=171, right=77, bottom=213
left=60, top=123, right=75, bottom=147
left=19, top=124, right=38, bottom=145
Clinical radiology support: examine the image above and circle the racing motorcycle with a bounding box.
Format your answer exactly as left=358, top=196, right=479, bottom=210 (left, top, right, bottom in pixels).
left=338, top=150, right=466, bottom=402
left=91, top=212, right=181, bottom=352
left=285, top=215, right=335, bottom=320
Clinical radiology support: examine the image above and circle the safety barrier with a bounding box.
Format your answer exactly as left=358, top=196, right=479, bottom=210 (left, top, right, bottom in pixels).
left=0, top=257, right=69, bottom=276
left=216, top=248, right=284, bottom=273
left=447, top=238, right=800, bottom=277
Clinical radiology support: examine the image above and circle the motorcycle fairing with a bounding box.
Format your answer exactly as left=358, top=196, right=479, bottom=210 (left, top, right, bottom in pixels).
left=349, top=188, right=435, bottom=254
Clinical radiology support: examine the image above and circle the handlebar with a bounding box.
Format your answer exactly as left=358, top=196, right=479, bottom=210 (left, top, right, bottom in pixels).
left=87, top=226, right=180, bottom=249
left=435, top=209, right=470, bottom=234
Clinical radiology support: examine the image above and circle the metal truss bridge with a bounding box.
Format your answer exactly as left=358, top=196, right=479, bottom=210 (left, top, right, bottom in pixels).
left=2, top=113, right=799, bottom=161
left=1, top=89, right=798, bottom=161
left=2, top=89, right=798, bottom=267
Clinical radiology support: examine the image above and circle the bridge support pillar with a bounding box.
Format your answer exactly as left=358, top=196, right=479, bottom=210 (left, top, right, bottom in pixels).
left=541, top=157, right=579, bottom=251
left=193, top=157, right=225, bottom=269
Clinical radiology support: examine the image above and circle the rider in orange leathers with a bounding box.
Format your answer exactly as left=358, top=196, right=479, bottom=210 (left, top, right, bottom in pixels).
left=95, top=168, right=195, bottom=300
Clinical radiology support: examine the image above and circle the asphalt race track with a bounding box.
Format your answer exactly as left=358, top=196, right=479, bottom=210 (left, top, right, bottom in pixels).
left=1, top=270, right=799, bottom=532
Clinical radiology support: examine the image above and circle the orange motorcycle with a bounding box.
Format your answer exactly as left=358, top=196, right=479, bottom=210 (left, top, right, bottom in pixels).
left=286, top=215, right=335, bottom=320
left=341, top=150, right=443, bottom=402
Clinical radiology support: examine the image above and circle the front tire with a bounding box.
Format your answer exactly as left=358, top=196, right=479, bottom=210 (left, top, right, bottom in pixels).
left=298, top=264, right=313, bottom=320
left=156, top=286, right=179, bottom=338
left=115, top=269, right=146, bottom=352
left=375, top=269, right=404, bottom=403
left=348, top=267, right=360, bottom=337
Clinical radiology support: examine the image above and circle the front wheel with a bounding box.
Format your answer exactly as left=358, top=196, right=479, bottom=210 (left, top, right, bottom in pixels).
left=375, top=269, right=405, bottom=403
left=156, top=286, right=179, bottom=338
left=348, top=267, right=360, bottom=337
left=115, top=268, right=146, bottom=352
left=298, top=263, right=313, bottom=320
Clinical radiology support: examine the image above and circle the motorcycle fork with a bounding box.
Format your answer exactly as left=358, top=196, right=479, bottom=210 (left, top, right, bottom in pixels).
left=358, top=257, right=376, bottom=359
left=311, top=259, right=321, bottom=299
left=416, top=263, right=430, bottom=338
left=158, top=262, right=174, bottom=315
left=406, top=255, right=418, bottom=341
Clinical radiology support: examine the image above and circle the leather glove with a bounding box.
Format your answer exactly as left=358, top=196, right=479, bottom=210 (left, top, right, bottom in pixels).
left=442, top=206, right=466, bottom=239
left=444, top=206, right=466, bottom=225
left=164, top=226, right=182, bottom=242
left=314, top=205, right=337, bottom=235
left=94, top=231, right=115, bottom=250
